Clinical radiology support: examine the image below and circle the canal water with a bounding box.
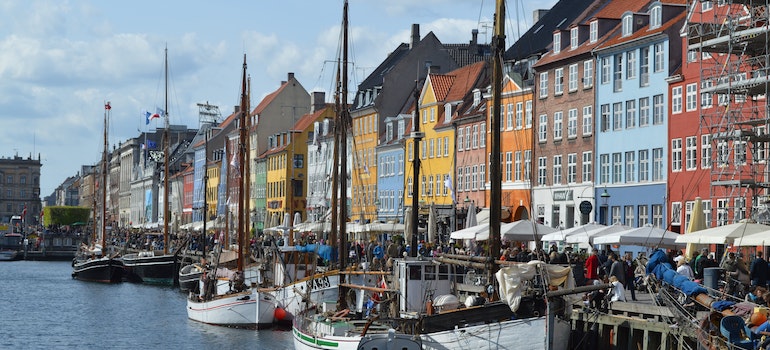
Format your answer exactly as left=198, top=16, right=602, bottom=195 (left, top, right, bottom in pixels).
left=0, top=260, right=292, bottom=349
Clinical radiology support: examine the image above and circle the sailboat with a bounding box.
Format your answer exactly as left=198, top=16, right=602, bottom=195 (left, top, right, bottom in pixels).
left=71, top=102, right=125, bottom=283
left=122, top=47, right=182, bottom=286
left=293, top=2, right=602, bottom=349
left=185, top=55, right=276, bottom=329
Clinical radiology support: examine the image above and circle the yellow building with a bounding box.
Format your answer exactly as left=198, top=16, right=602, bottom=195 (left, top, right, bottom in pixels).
left=264, top=104, right=334, bottom=224
left=350, top=110, right=378, bottom=223
left=406, top=62, right=489, bottom=222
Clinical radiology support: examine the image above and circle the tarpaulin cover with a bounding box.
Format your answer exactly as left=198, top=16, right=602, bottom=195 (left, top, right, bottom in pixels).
left=296, top=243, right=335, bottom=262
left=647, top=249, right=707, bottom=297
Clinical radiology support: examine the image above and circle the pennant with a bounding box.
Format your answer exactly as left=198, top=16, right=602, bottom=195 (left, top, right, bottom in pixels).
left=105, top=102, right=111, bottom=110
left=156, top=107, right=166, bottom=117
left=145, top=110, right=161, bottom=125
left=444, top=173, right=455, bottom=203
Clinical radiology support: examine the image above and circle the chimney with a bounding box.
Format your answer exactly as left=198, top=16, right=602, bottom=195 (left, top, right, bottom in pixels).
left=410, top=24, right=420, bottom=49
left=311, top=91, right=326, bottom=113
left=234, top=106, right=240, bottom=114
left=533, top=9, right=549, bottom=23
left=287, top=72, right=295, bottom=81
left=470, top=29, right=479, bottom=53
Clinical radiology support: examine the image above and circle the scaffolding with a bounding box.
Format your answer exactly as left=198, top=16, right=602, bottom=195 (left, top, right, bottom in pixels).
left=688, top=0, right=770, bottom=224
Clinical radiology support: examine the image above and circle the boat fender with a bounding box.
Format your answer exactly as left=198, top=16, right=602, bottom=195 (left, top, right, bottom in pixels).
left=274, top=307, right=287, bottom=321
left=237, top=295, right=251, bottom=301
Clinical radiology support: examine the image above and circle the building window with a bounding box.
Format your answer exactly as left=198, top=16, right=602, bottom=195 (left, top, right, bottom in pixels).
left=568, top=64, right=578, bottom=92
left=525, top=101, right=533, bottom=128
left=538, top=157, right=547, bottom=186
left=625, top=206, right=635, bottom=226
left=639, top=205, right=649, bottom=227
left=653, top=94, right=664, bottom=124
left=686, top=83, right=697, bottom=111
left=672, top=138, right=683, bottom=171
left=471, top=166, right=478, bottom=191
left=583, top=60, right=594, bottom=88
left=554, top=68, right=564, bottom=95
left=515, top=102, right=523, bottom=129
left=539, top=114, right=548, bottom=142
left=622, top=14, right=633, bottom=36
left=553, top=32, right=561, bottom=54
left=567, top=153, right=577, bottom=184
left=701, top=80, right=713, bottom=108
left=524, top=150, right=532, bottom=181
left=600, top=104, right=610, bottom=132
left=601, top=57, right=611, bottom=85
left=600, top=154, right=610, bottom=184
left=582, top=151, right=592, bottom=183
left=590, top=21, right=598, bottom=42
left=568, top=108, right=578, bottom=138
left=515, top=151, right=522, bottom=181
left=686, top=136, right=697, bottom=170
left=613, top=54, right=623, bottom=91
left=652, top=148, right=664, bottom=181
left=478, top=124, right=485, bottom=149
left=553, top=155, right=563, bottom=185
left=671, top=202, right=682, bottom=226
left=472, top=125, right=479, bottom=148
left=639, top=97, right=650, bottom=127
left=650, top=4, right=662, bottom=29
left=612, top=153, right=622, bottom=183
left=626, top=50, right=636, bottom=79
left=613, top=102, right=623, bottom=131
left=652, top=204, right=663, bottom=228
left=505, top=152, right=513, bottom=182
left=612, top=206, right=621, bottom=224
left=480, top=164, right=486, bottom=189
left=639, top=149, right=649, bottom=182
left=539, top=72, right=548, bottom=98
left=465, top=126, right=471, bottom=150
left=570, top=27, right=579, bottom=49
left=553, top=111, right=563, bottom=140
left=626, top=100, right=636, bottom=129
left=457, top=127, right=464, bottom=150
left=701, top=134, right=711, bottom=169
left=654, top=43, right=664, bottom=72
left=640, top=46, right=650, bottom=86
left=625, top=151, right=636, bottom=182
left=582, top=105, right=593, bottom=136
left=672, top=86, right=683, bottom=114
left=506, top=103, right=514, bottom=129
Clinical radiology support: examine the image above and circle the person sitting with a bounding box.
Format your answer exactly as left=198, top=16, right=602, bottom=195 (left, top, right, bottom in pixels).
left=608, top=276, right=626, bottom=302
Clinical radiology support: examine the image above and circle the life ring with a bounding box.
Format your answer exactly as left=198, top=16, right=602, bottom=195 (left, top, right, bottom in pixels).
left=332, top=309, right=350, bottom=319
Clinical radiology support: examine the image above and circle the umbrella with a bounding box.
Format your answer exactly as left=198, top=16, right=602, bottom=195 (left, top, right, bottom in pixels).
left=427, top=204, right=436, bottom=244
left=450, top=223, right=490, bottom=240
left=540, top=222, right=606, bottom=242
left=465, top=201, right=477, bottom=228
left=733, top=230, right=770, bottom=246
left=293, top=212, right=302, bottom=227
left=685, top=197, right=707, bottom=256
left=565, top=223, right=632, bottom=245
left=592, top=225, right=683, bottom=249
left=366, top=222, right=405, bottom=233
left=477, top=220, right=556, bottom=241
left=403, top=207, right=412, bottom=246
left=674, top=221, right=770, bottom=245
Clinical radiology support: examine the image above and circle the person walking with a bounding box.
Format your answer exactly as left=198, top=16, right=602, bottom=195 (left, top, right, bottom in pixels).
left=750, top=251, right=769, bottom=288
left=584, top=248, right=600, bottom=283
left=624, top=253, right=637, bottom=301
left=608, top=253, right=626, bottom=287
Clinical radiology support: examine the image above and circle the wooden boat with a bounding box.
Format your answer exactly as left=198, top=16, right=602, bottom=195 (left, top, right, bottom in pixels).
left=186, top=54, right=276, bottom=329
left=122, top=48, right=181, bottom=286
left=72, top=102, right=124, bottom=284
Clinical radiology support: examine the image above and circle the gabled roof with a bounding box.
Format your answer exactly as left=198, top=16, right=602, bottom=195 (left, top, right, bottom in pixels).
left=251, top=81, right=289, bottom=115
left=433, top=61, right=490, bottom=129
left=595, top=4, right=686, bottom=52
left=533, top=0, right=649, bottom=67
left=292, top=104, right=332, bottom=132
left=505, top=0, right=596, bottom=61
left=428, top=74, right=456, bottom=102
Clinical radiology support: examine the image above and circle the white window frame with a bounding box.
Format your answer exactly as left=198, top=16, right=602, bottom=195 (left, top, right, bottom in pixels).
left=539, top=114, right=548, bottom=142
left=626, top=50, right=636, bottom=80
left=672, top=86, right=683, bottom=114
left=582, top=105, right=593, bottom=136
left=515, top=102, right=523, bottom=129
left=686, top=136, right=698, bottom=170
left=612, top=152, right=622, bottom=183
left=626, top=100, right=636, bottom=129
left=582, top=151, right=592, bottom=183
left=589, top=21, right=598, bottom=43
left=701, top=134, right=711, bottom=169
left=639, top=149, right=649, bottom=182
left=613, top=102, right=623, bottom=131
left=567, top=153, right=577, bottom=184
left=538, top=157, right=547, bottom=186
left=570, top=27, right=579, bottom=49
left=672, top=138, right=682, bottom=171
left=553, top=155, right=563, bottom=185
left=568, top=64, right=578, bottom=92
left=601, top=57, right=610, bottom=85
left=539, top=72, right=548, bottom=98
left=686, top=83, right=697, bottom=111
left=639, top=97, right=650, bottom=127
left=515, top=151, right=522, bottom=181
left=525, top=100, right=533, bottom=128
left=553, top=32, right=561, bottom=54
left=568, top=108, right=578, bottom=138
left=625, top=151, right=636, bottom=182
left=622, top=14, right=633, bottom=37
left=583, top=60, right=594, bottom=88
left=554, top=68, right=564, bottom=95
left=553, top=111, right=563, bottom=140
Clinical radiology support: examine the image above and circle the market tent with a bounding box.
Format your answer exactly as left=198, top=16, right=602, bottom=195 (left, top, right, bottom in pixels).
left=565, top=224, right=632, bottom=246
left=540, top=223, right=606, bottom=242
left=450, top=223, right=490, bottom=240
left=674, top=221, right=770, bottom=245
left=732, top=230, right=770, bottom=247
left=491, top=220, right=557, bottom=241
left=366, top=222, right=405, bottom=233
left=592, top=225, right=682, bottom=249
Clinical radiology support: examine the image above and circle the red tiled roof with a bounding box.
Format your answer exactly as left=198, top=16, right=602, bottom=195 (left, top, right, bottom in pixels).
left=432, top=62, right=488, bottom=129
left=428, top=74, right=455, bottom=102
left=292, top=104, right=332, bottom=132
left=251, top=82, right=287, bottom=116
left=598, top=10, right=686, bottom=50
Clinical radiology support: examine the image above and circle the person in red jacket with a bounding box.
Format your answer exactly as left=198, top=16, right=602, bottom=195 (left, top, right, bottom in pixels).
left=585, top=248, right=600, bottom=284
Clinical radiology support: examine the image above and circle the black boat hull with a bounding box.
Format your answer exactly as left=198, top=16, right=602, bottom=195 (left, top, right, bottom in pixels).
left=72, top=258, right=124, bottom=283
left=122, top=254, right=179, bottom=285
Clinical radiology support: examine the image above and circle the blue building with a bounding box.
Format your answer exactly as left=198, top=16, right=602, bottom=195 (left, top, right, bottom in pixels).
left=376, top=113, right=409, bottom=224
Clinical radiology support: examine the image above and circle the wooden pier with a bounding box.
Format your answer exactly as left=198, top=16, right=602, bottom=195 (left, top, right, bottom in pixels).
left=568, top=291, right=698, bottom=350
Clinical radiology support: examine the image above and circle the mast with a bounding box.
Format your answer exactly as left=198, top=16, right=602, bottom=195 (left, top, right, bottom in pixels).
left=163, top=46, right=170, bottom=255
left=410, top=78, right=421, bottom=258
left=330, top=56, right=341, bottom=262
left=489, top=0, right=505, bottom=273
left=101, top=101, right=110, bottom=252
left=336, top=0, right=350, bottom=309
left=237, top=54, right=248, bottom=272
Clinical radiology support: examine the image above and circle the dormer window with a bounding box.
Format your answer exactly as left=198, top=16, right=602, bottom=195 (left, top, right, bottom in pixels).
left=397, top=120, right=405, bottom=139
left=553, top=32, right=561, bottom=54
left=386, top=123, right=393, bottom=141
left=473, top=89, right=481, bottom=107
left=589, top=21, right=598, bottom=43
left=650, top=2, right=662, bottom=29
left=622, top=13, right=633, bottom=37
left=570, top=27, right=579, bottom=49
left=444, top=103, right=452, bottom=123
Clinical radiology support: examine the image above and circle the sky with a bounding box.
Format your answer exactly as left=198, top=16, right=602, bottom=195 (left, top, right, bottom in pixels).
left=0, top=0, right=557, bottom=198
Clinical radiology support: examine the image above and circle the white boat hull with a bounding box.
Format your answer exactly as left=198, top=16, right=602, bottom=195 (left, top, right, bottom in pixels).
left=293, top=315, right=570, bottom=350
left=270, top=273, right=341, bottom=323
left=186, top=289, right=276, bottom=329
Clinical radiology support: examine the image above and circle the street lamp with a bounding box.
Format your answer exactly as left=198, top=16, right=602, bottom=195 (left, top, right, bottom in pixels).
left=600, top=187, right=611, bottom=225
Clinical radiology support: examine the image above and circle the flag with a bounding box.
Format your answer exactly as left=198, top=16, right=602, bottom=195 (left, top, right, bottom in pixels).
left=156, top=107, right=166, bottom=117
left=145, top=110, right=160, bottom=125
left=21, top=205, right=27, bottom=219
left=105, top=102, right=111, bottom=110
left=229, top=152, right=240, bottom=176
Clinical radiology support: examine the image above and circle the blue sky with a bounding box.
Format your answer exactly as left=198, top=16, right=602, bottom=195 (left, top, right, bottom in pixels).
left=0, top=0, right=557, bottom=197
